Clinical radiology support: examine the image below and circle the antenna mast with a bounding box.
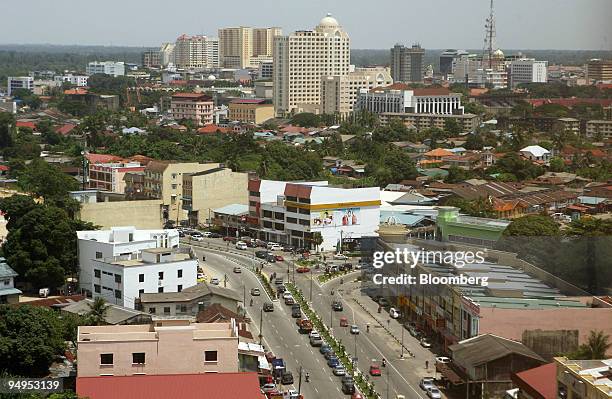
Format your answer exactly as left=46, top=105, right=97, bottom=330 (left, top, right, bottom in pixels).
left=483, top=0, right=495, bottom=69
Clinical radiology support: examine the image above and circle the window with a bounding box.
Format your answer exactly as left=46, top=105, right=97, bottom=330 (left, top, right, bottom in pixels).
left=114, top=274, right=121, bottom=284
left=94, top=284, right=101, bottom=293
left=114, top=290, right=122, bottom=299
left=94, top=269, right=101, bottom=278
left=158, top=272, right=164, bottom=280
left=148, top=307, right=156, bottom=314
left=177, top=269, right=183, bottom=278
left=138, top=289, right=144, bottom=295
left=128, top=233, right=134, bottom=242
left=180, top=305, right=187, bottom=313
left=177, top=285, right=183, bottom=292
left=132, top=352, right=145, bottom=364
left=100, top=353, right=113, bottom=365
left=95, top=252, right=103, bottom=259
left=164, top=307, right=171, bottom=315
left=204, top=351, right=218, bottom=362
left=139, top=274, right=144, bottom=283
left=158, top=287, right=164, bottom=293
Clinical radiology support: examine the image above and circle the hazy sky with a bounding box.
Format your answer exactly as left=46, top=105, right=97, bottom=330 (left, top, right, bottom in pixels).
left=2, top=0, right=611, bottom=50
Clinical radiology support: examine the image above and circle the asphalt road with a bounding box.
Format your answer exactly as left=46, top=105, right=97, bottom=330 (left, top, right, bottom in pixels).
left=186, top=237, right=439, bottom=399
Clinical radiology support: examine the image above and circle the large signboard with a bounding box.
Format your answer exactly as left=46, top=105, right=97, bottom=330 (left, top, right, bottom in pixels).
left=311, top=208, right=360, bottom=228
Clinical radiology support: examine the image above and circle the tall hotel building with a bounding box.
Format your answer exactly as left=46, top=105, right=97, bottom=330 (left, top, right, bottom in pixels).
left=174, top=35, right=219, bottom=69
left=218, top=27, right=281, bottom=68
left=273, top=14, right=350, bottom=116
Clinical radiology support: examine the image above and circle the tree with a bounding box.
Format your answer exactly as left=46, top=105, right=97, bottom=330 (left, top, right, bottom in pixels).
left=504, top=215, right=560, bottom=236
left=464, top=133, right=484, bottom=150
left=87, top=297, right=109, bottom=326
left=445, top=166, right=474, bottom=184
left=16, top=159, right=79, bottom=204
left=444, top=118, right=462, bottom=136
left=290, top=113, right=320, bottom=128
left=0, top=305, right=67, bottom=376
left=571, top=331, right=611, bottom=360
left=310, top=232, right=323, bottom=252
left=0, top=112, right=14, bottom=148
left=565, top=218, right=612, bottom=236
left=549, top=157, right=566, bottom=172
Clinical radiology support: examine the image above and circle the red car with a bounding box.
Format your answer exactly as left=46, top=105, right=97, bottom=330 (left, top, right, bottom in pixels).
left=223, top=236, right=237, bottom=242
left=275, top=255, right=284, bottom=262
left=369, top=364, right=381, bottom=376
left=351, top=394, right=364, bottom=399
left=296, top=266, right=311, bottom=273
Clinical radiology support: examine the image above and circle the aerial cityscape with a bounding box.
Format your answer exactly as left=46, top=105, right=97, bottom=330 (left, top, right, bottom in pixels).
left=0, top=1, right=611, bottom=398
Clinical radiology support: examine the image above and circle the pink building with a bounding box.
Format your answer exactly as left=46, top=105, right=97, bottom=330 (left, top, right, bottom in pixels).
left=170, top=93, right=214, bottom=126
left=77, top=319, right=239, bottom=377
left=88, top=161, right=145, bottom=193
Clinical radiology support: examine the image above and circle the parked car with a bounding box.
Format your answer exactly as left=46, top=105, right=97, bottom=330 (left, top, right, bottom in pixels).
left=333, top=253, right=349, bottom=260
left=284, top=297, right=295, bottom=305
left=282, top=291, right=293, bottom=299
left=296, top=266, right=310, bottom=273
left=251, top=288, right=261, bottom=296
left=333, top=365, right=346, bottom=376
left=210, top=278, right=220, bottom=285
left=342, top=381, right=356, bottom=394
left=191, top=234, right=204, bottom=241
left=369, top=363, right=381, bottom=376
left=275, top=278, right=284, bottom=285
left=286, top=389, right=299, bottom=399
left=436, top=356, right=451, bottom=364
left=319, top=344, right=332, bottom=355
left=282, top=245, right=295, bottom=252
left=420, top=338, right=432, bottom=348
left=178, top=231, right=185, bottom=237
left=327, top=356, right=340, bottom=368
left=223, top=236, right=237, bottom=242
left=261, top=383, right=276, bottom=393
left=427, top=387, right=442, bottom=399
left=420, top=377, right=434, bottom=391
left=266, top=242, right=279, bottom=250
left=389, top=307, right=400, bottom=319
left=202, top=231, right=213, bottom=237
left=263, top=302, right=274, bottom=312
left=275, top=255, right=284, bottom=262
left=378, top=297, right=389, bottom=307
left=235, top=241, right=247, bottom=250
left=332, top=300, right=343, bottom=311
left=281, top=371, right=294, bottom=385
left=209, top=232, right=222, bottom=238
left=270, top=244, right=283, bottom=251
left=324, top=350, right=336, bottom=360
left=255, top=250, right=268, bottom=259
left=291, top=305, right=301, bottom=318
left=233, top=267, right=242, bottom=273
left=277, top=285, right=286, bottom=294
left=309, top=334, right=323, bottom=347
left=350, top=324, right=360, bottom=334
left=352, top=394, right=364, bottom=399
left=255, top=239, right=267, bottom=247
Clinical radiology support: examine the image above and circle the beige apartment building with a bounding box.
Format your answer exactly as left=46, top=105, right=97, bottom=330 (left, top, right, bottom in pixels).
left=170, top=93, right=214, bottom=126
left=218, top=27, right=280, bottom=69
left=182, top=167, right=249, bottom=227
left=273, top=14, right=350, bottom=116
left=555, top=357, right=612, bottom=399
left=228, top=98, right=274, bottom=124
left=586, top=119, right=612, bottom=139
left=174, top=35, right=219, bottom=69
left=321, top=66, right=393, bottom=118
left=77, top=319, right=239, bottom=377
left=144, top=161, right=220, bottom=224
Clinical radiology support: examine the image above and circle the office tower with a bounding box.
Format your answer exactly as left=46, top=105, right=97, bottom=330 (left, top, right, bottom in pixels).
left=7, top=76, right=34, bottom=96
left=253, top=27, right=282, bottom=57
left=586, top=59, right=612, bottom=82
left=440, top=49, right=467, bottom=76
left=390, top=44, right=425, bottom=83
left=141, top=50, right=161, bottom=68
left=86, top=61, right=125, bottom=77
left=509, top=58, right=548, bottom=87
left=273, top=14, right=350, bottom=116
left=218, top=27, right=253, bottom=69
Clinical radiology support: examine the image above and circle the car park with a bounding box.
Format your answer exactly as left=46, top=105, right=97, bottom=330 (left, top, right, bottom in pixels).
left=233, top=267, right=241, bottom=273
left=333, top=365, right=346, bottom=376
left=350, top=324, right=360, bottom=334
left=332, top=300, right=343, bottom=311
left=420, top=377, right=434, bottom=391
left=210, top=277, right=220, bottom=285
left=333, top=253, right=349, bottom=260
left=389, top=307, right=400, bottom=319
left=263, top=302, right=274, bottom=312
left=427, top=387, right=442, bottom=399
left=235, top=241, right=248, bottom=250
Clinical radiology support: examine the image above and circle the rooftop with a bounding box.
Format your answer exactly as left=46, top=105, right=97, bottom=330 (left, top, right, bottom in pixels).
left=140, top=283, right=241, bottom=304
left=213, top=203, right=249, bottom=216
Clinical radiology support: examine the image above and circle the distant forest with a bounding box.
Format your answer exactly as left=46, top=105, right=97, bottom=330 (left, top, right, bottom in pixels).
left=0, top=44, right=610, bottom=84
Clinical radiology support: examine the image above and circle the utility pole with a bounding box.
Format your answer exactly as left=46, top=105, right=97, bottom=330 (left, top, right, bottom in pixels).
left=386, top=366, right=390, bottom=399
left=259, top=308, right=263, bottom=345
left=298, top=366, right=303, bottom=395
left=330, top=305, right=333, bottom=329
left=243, top=285, right=246, bottom=314
left=309, top=268, right=313, bottom=302
left=400, top=323, right=405, bottom=358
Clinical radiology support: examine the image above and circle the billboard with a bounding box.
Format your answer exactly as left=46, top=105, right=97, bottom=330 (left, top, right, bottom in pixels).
left=311, top=208, right=360, bottom=228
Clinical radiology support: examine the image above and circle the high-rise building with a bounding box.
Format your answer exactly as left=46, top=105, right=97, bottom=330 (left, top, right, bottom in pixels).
left=218, top=26, right=281, bottom=69
left=86, top=61, right=126, bottom=77
left=159, top=43, right=175, bottom=67
left=141, top=50, right=161, bottom=68
left=321, top=66, right=393, bottom=118
left=509, top=58, right=548, bottom=87
left=586, top=59, right=612, bottom=83
left=174, top=35, right=218, bottom=69
left=390, top=44, right=425, bottom=83
left=439, top=49, right=468, bottom=77
left=273, top=14, right=350, bottom=116
left=7, top=76, right=34, bottom=96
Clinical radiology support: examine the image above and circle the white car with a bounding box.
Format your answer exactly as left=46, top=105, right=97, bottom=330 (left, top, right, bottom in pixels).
left=235, top=241, right=248, bottom=250
left=420, top=338, right=432, bottom=348
left=191, top=235, right=204, bottom=241
left=202, top=231, right=213, bottom=237
left=210, top=278, right=220, bottom=285
left=270, top=244, right=283, bottom=251
left=309, top=331, right=320, bottom=339
left=261, top=383, right=276, bottom=393
left=282, top=291, right=293, bottom=300
left=286, top=389, right=299, bottom=399
left=389, top=307, right=400, bottom=319
left=266, top=242, right=279, bottom=249
left=333, top=365, right=346, bottom=376
left=427, top=387, right=442, bottom=399
left=350, top=324, right=360, bottom=334
left=436, top=356, right=451, bottom=364
left=420, top=377, right=434, bottom=391
left=333, top=253, right=349, bottom=260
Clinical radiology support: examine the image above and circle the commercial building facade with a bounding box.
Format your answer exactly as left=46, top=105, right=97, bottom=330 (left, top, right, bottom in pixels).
left=182, top=167, right=249, bottom=227
left=77, top=226, right=180, bottom=296
left=273, top=14, right=350, bottom=116
left=7, top=76, right=34, bottom=96
left=174, top=35, right=219, bottom=69
left=77, top=319, right=239, bottom=377
left=141, top=50, right=161, bottom=68
left=86, top=61, right=125, bottom=77
left=228, top=98, right=274, bottom=124
left=88, top=161, right=145, bottom=194
left=320, top=66, right=393, bottom=117
left=378, top=112, right=480, bottom=133
left=170, top=93, right=214, bottom=126
left=390, top=44, right=425, bottom=83
left=219, top=26, right=281, bottom=69
left=356, top=84, right=464, bottom=115
left=586, top=59, right=612, bottom=83
left=53, top=74, right=88, bottom=87
left=509, top=58, right=548, bottom=87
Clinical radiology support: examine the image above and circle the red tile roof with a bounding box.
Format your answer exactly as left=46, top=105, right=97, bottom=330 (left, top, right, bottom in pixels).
left=412, top=87, right=452, bottom=96
left=511, top=363, right=557, bottom=399
left=0, top=165, right=10, bottom=172
left=86, top=153, right=124, bottom=164
left=17, top=295, right=85, bottom=308
left=230, top=98, right=268, bottom=104
left=196, top=303, right=247, bottom=324
left=55, top=123, right=77, bottom=136
left=64, top=88, right=88, bottom=95
left=77, top=373, right=266, bottom=399
left=171, top=92, right=211, bottom=101
left=16, top=121, right=37, bottom=130
left=197, top=124, right=231, bottom=134
left=527, top=98, right=612, bottom=108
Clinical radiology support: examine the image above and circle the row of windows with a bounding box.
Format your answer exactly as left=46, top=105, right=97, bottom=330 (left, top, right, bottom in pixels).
left=99, top=350, right=218, bottom=366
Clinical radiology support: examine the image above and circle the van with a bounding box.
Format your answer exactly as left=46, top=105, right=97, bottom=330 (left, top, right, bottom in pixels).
left=291, top=304, right=301, bottom=318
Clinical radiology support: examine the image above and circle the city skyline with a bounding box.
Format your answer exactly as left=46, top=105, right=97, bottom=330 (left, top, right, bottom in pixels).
left=1, top=0, right=611, bottom=50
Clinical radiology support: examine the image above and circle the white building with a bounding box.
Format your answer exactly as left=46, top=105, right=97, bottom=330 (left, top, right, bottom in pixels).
left=54, top=74, right=89, bottom=87
left=7, top=76, right=34, bottom=96
left=90, top=248, right=197, bottom=309
left=86, top=61, right=126, bottom=77
left=273, top=14, right=350, bottom=116
left=77, top=227, right=180, bottom=295
left=356, top=84, right=463, bottom=115
left=321, top=66, right=393, bottom=118
left=509, top=58, right=548, bottom=87
left=520, top=145, right=551, bottom=162
left=247, top=179, right=380, bottom=251
left=159, top=43, right=176, bottom=67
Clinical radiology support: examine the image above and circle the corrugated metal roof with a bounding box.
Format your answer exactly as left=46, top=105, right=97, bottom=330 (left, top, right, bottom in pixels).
left=212, top=203, right=249, bottom=216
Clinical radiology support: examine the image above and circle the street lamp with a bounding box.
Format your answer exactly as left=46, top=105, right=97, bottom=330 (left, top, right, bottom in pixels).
left=400, top=323, right=405, bottom=359
left=259, top=307, right=263, bottom=345
left=309, top=268, right=313, bottom=302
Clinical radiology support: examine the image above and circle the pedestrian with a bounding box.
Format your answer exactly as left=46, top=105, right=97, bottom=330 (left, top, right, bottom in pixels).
left=425, top=360, right=429, bottom=370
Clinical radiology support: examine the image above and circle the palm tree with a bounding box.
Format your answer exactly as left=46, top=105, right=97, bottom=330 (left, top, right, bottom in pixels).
left=87, top=297, right=109, bottom=326
left=576, top=330, right=610, bottom=359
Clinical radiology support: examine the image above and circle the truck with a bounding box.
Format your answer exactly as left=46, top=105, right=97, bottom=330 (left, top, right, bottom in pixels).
left=271, top=358, right=286, bottom=379
left=297, top=319, right=313, bottom=334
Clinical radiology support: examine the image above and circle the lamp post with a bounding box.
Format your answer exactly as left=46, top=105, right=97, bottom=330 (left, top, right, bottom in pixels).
left=400, top=322, right=405, bottom=358
left=259, top=308, right=263, bottom=345
left=309, top=268, right=313, bottom=302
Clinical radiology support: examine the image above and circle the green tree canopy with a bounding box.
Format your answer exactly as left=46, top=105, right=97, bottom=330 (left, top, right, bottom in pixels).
left=504, top=215, right=560, bottom=236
